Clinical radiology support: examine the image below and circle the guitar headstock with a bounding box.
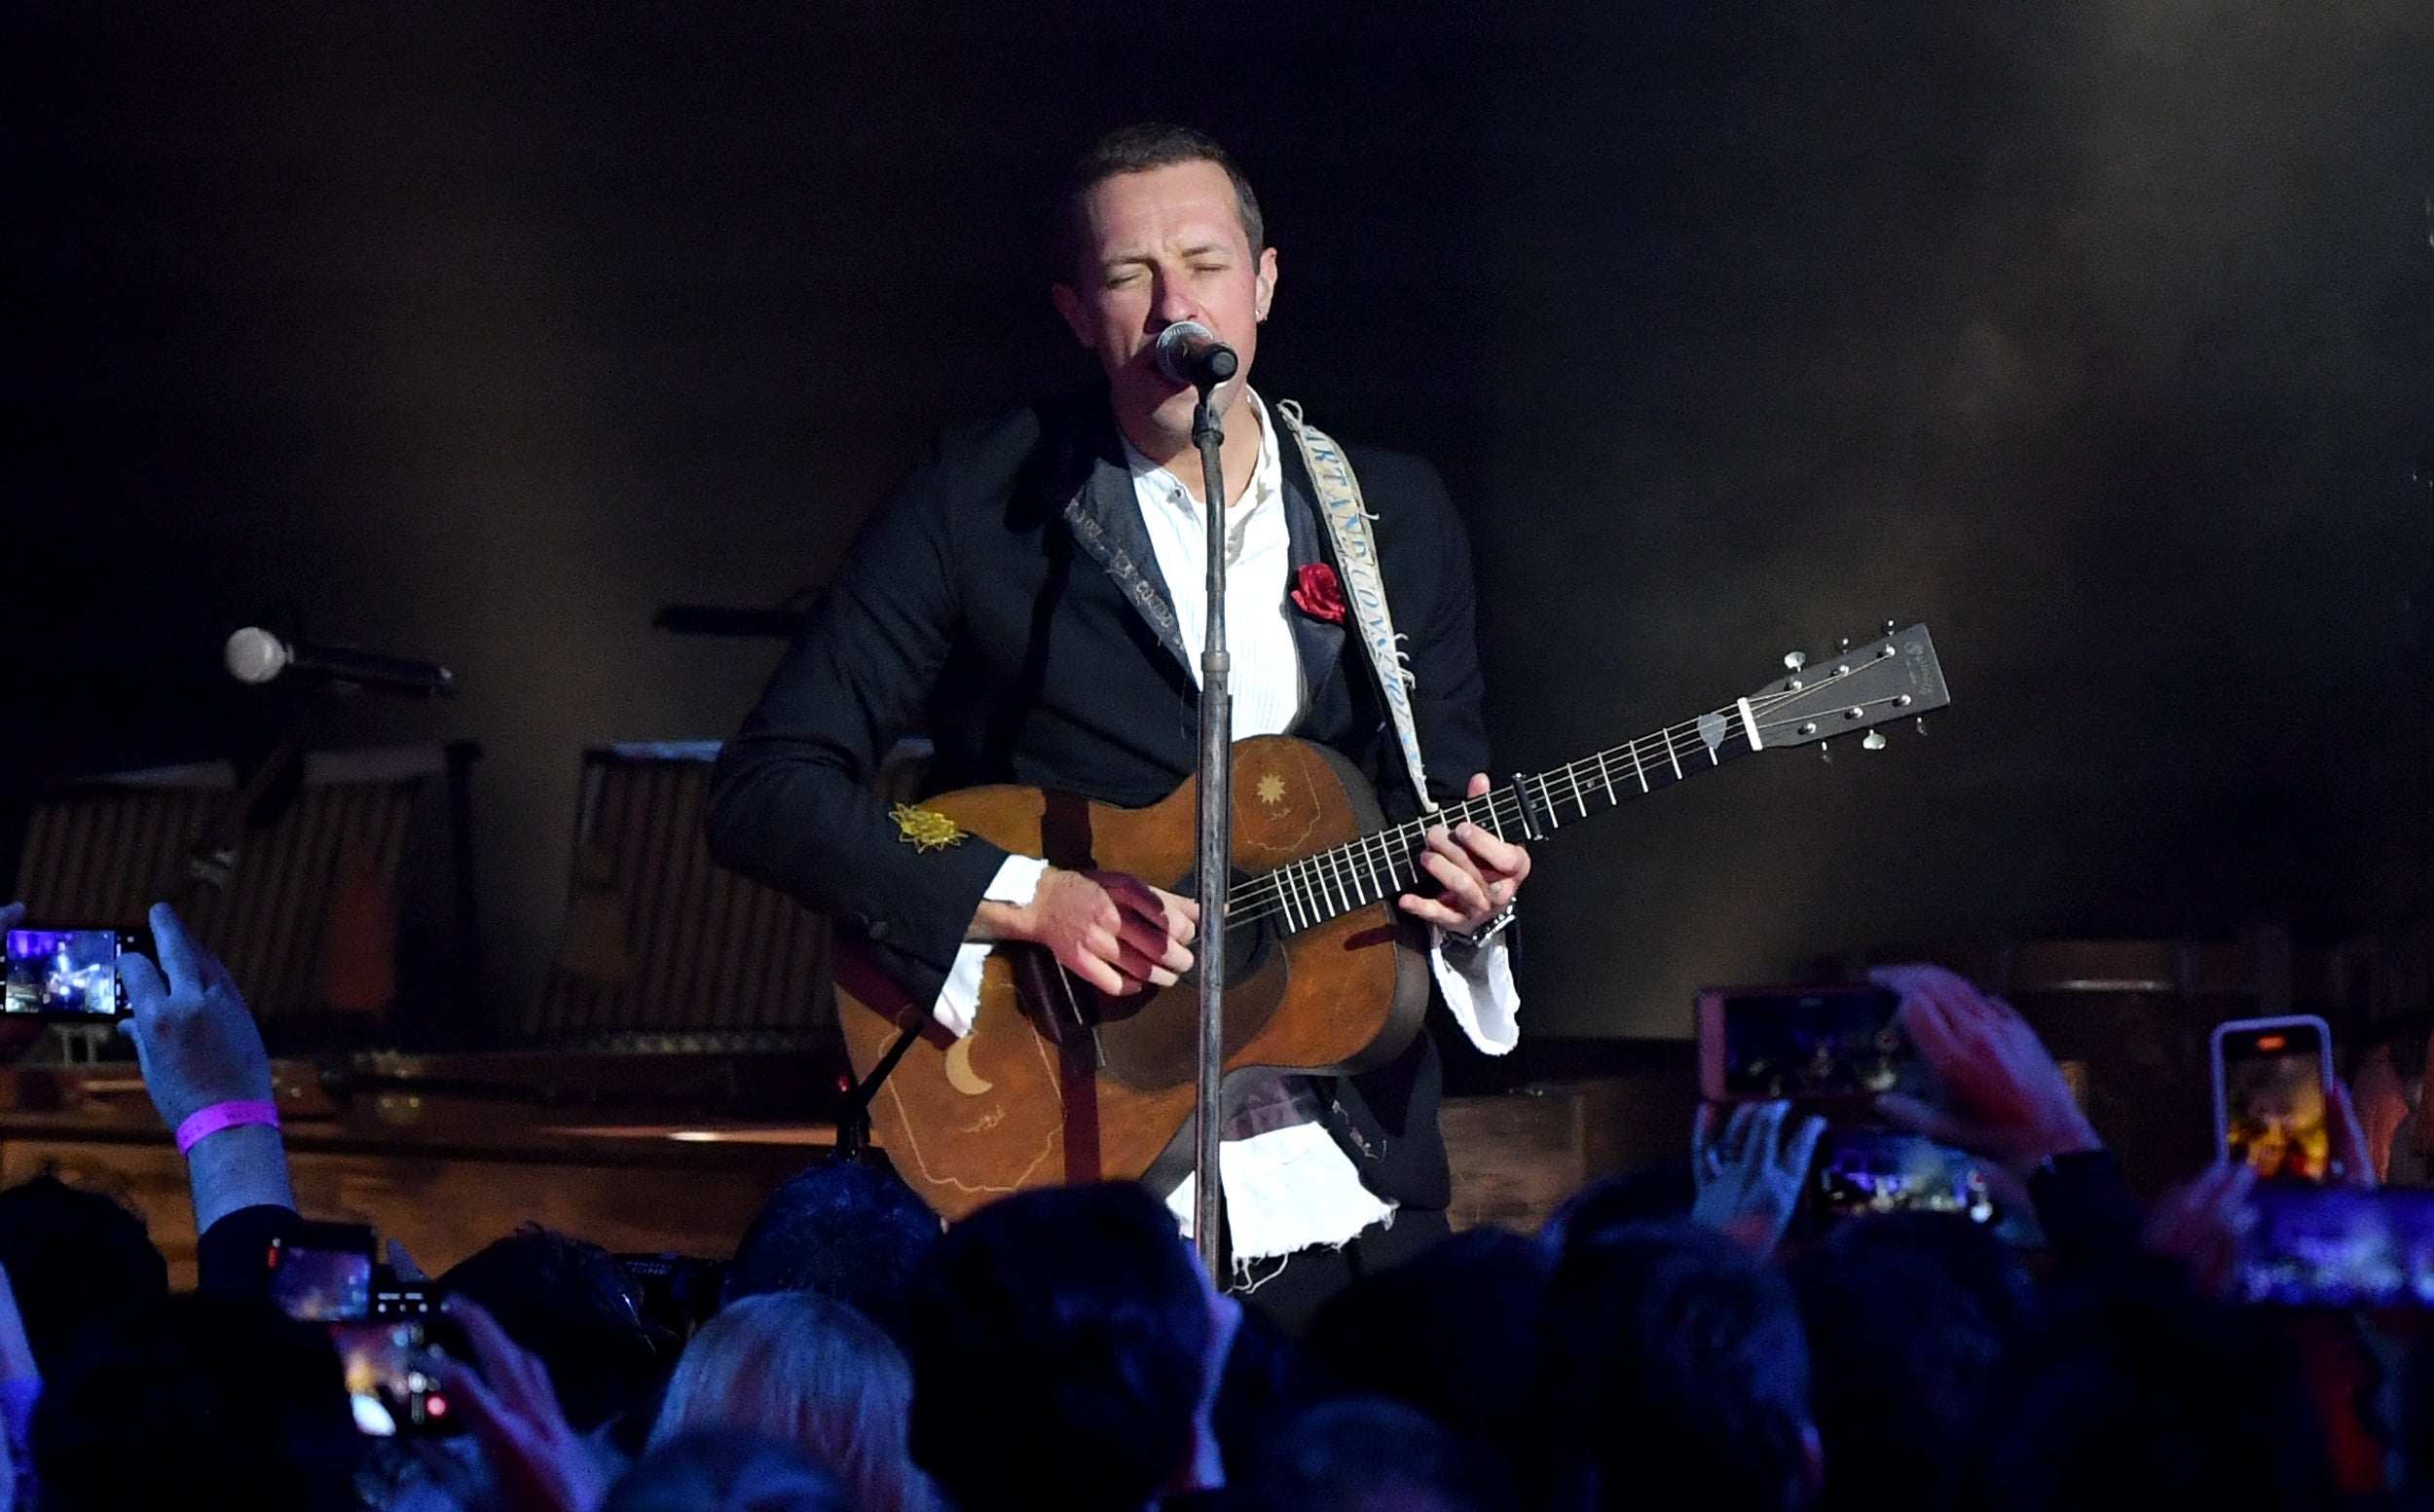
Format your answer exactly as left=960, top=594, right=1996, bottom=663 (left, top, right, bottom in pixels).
left=1746, top=623, right=1949, bottom=750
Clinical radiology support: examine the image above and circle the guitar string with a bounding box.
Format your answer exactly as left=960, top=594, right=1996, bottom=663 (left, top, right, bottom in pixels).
left=1227, top=688, right=1796, bottom=925
left=1226, top=677, right=1843, bottom=920
left=1220, top=679, right=1919, bottom=930
left=1223, top=675, right=1903, bottom=926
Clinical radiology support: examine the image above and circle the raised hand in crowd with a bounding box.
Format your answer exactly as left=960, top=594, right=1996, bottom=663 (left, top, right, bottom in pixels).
left=443, top=1294, right=614, bottom=1512
left=2327, top=1076, right=2376, bottom=1190
left=2143, top=1160, right=2258, bottom=1300
left=1868, top=963, right=2101, bottom=1174
left=117, top=902, right=295, bottom=1228
left=1690, top=1100, right=1823, bottom=1258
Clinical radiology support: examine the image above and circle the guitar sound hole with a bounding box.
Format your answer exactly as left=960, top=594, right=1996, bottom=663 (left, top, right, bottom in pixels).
left=1182, top=867, right=1276, bottom=997
left=1081, top=867, right=1291, bottom=1090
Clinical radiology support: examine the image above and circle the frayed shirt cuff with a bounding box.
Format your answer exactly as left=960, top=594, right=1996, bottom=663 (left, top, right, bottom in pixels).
left=1430, top=929, right=1519, bottom=1054
left=931, top=854, right=1051, bottom=1039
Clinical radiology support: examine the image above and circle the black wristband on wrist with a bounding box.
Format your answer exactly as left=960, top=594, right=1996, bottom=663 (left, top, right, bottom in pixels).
left=1445, top=900, right=1518, bottom=952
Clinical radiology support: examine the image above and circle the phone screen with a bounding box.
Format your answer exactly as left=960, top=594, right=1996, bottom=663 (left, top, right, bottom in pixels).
left=2235, top=1186, right=2434, bottom=1308
left=331, top=1318, right=465, bottom=1436
left=269, top=1230, right=377, bottom=1323
left=1810, top=1128, right=1997, bottom=1224
left=1705, top=986, right=1918, bottom=1101
left=2218, top=1020, right=2332, bottom=1184
left=3, top=929, right=129, bottom=1016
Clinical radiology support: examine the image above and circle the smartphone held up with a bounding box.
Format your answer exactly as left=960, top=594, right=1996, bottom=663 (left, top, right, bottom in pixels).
left=2212, top=1015, right=2337, bottom=1185
left=2, top=927, right=134, bottom=1018
left=268, top=1223, right=468, bottom=1438
left=1696, top=984, right=1923, bottom=1105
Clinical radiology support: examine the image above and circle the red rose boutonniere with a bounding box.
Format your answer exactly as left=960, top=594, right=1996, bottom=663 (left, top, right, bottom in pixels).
left=1291, top=562, right=1346, bottom=624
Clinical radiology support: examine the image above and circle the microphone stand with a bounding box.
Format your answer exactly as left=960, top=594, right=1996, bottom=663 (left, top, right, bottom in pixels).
left=1189, top=377, right=1231, bottom=1280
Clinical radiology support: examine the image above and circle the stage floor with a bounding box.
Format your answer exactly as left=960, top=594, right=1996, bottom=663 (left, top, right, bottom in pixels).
left=0, top=1043, right=1696, bottom=1284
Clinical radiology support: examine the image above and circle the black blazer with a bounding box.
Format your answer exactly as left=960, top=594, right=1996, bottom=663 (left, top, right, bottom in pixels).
left=707, top=386, right=1492, bottom=1209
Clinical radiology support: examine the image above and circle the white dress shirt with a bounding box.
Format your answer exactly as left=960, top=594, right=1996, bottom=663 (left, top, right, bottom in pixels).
left=931, top=390, right=1519, bottom=1264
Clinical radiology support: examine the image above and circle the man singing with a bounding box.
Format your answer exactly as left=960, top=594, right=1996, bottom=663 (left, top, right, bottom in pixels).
left=708, top=124, right=1528, bottom=1320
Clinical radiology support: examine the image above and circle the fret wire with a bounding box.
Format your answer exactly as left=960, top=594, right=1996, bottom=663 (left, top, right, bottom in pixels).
left=1367, top=830, right=1399, bottom=902
left=1334, top=832, right=1373, bottom=901
left=1231, top=700, right=1793, bottom=926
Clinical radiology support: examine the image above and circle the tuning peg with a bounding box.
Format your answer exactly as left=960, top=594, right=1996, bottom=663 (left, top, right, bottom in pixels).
left=1783, top=649, right=1807, bottom=672
left=1915, top=716, right=1928, bottom=738
left=1862, top=730, right=1888, bottom=751
left=1819, top=740, right=1833, bottom=765
left=1839, top=637, right=1852, bottom=652
left=1883, top=619, right=1897, bottom=638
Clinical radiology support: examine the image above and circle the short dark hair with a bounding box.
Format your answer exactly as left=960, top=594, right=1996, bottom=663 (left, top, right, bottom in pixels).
left=1536, top=1221, right=1816, bottom=1512
left=1302, top=1226, right=1554, bottom=1489
left=1247, top=1397, right=1495, bottom=1512
left=440, top=1224, right=669, bottom=1431
left=904, top=1182, right=1208, bottom=1512
left=0, top=1175, right=168, bottom=1377
left=1056, top=122, right=1265, bottom=281
left=1968, top=1261, right=2331, bottom=1512
left=32, top=1294, right=359, bottom=1512
left=1789, top=1235, right=2008, bottom=1512
left=721, top=1160, right=940, bottom=1346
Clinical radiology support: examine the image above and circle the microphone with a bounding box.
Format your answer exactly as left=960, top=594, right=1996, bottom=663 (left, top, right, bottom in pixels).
left=223, top=627, right=457, bottom=698
left=1154, top=320, right=1238, bottom=387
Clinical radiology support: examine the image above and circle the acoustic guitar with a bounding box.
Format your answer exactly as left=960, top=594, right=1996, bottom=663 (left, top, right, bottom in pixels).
left=834, top=623, right=1951, bottom=1219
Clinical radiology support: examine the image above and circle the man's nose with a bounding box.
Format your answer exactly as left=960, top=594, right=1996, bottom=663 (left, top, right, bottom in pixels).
left=1150, top=271, right=1200, bottom=327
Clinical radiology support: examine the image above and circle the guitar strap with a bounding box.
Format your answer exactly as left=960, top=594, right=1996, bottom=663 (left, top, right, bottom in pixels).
left=1273, top=400, right=1438, bottom=816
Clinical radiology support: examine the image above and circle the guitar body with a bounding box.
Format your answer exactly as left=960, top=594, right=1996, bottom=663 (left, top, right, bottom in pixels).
left=833, top=734, right=1430, bottom=1221
left=827, top=623, right=1955, bottom=1221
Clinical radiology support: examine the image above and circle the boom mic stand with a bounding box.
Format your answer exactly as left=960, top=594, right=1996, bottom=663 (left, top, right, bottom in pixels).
left=1189, top=373, right=1233, bottom=1278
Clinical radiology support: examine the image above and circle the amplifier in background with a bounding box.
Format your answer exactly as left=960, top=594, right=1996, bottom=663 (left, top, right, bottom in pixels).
left=529, top=741, right=927, bottom=1051
left=7, top=745, right=476, bottom=1030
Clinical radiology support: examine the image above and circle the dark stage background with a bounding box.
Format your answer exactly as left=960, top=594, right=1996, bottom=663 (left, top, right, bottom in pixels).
left=6, top=3, right=2430, bottom=1041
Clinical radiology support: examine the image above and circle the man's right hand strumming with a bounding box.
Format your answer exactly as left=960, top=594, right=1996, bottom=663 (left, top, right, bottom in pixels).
left=973, top=867, right=1198, bottom=996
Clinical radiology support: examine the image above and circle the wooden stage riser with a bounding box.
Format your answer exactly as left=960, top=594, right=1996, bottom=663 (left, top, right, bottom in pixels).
left=0, top=1083, right=1657, bottom=1289
left=0, top=1138, right=804, bottom=1291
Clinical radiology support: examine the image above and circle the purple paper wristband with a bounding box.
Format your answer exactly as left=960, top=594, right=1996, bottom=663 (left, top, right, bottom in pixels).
left=174, top=1099, right=280, bottom=1155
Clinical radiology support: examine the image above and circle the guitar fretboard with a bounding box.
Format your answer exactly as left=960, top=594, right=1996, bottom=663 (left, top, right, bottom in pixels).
left=1226, top=698, right=1769, bottom=935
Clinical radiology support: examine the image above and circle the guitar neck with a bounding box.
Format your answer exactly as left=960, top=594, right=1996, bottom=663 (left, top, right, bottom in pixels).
left=1228, top=698, right=1767, bottom=936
